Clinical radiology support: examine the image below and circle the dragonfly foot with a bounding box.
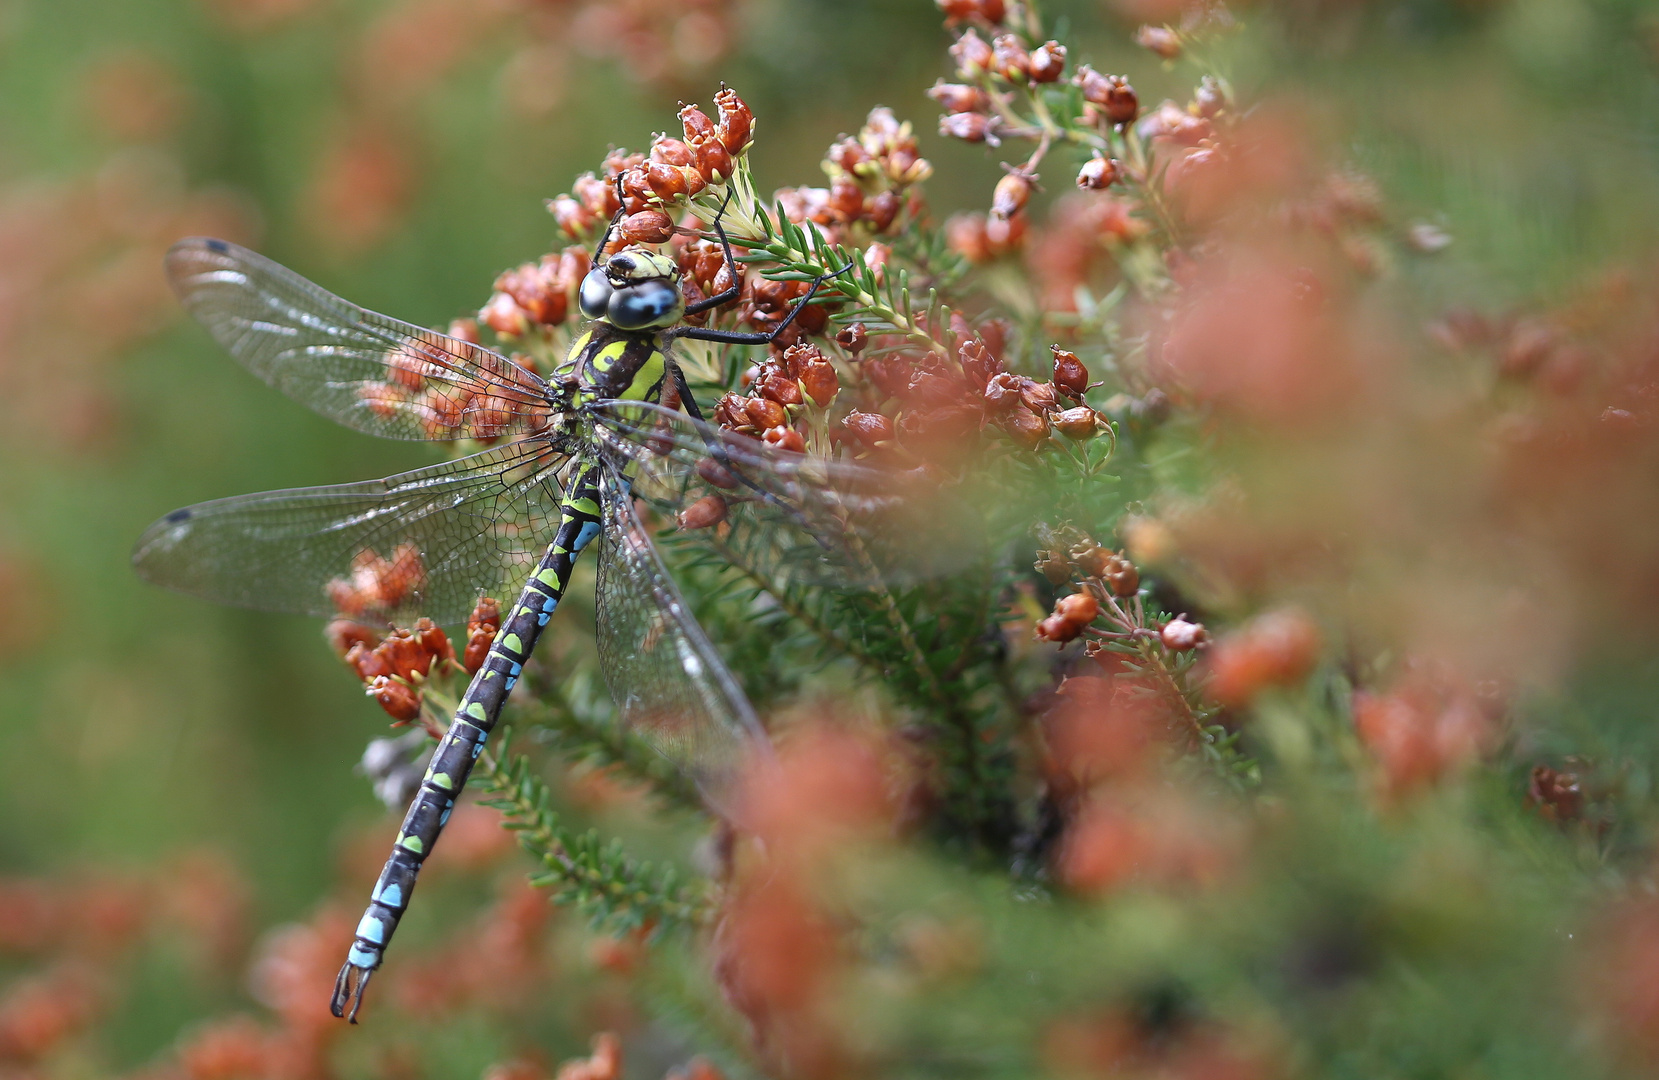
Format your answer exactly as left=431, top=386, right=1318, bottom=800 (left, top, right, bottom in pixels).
left=330, top=962, right=375, bottom=1023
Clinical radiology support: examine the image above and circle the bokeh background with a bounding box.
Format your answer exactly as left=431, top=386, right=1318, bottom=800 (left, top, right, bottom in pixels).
left=2, top=0, right=1658, bottom=1075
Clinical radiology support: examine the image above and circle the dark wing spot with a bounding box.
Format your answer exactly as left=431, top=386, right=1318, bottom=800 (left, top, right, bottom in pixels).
left=165, top=508, right=193, bottom=523
left=205, top=238, right=229, bottom=253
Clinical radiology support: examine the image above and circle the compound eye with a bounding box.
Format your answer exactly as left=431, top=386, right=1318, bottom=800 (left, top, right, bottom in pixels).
left=608, top=280, right=682, bottom=331
left=579, top=269, right=613, bottom=320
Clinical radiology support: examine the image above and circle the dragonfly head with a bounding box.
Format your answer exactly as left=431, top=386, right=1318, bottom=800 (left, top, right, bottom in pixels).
left=580, top=246, right=685, bottom=332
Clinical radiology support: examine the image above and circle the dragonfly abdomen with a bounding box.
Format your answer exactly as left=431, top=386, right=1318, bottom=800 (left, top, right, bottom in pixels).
left=332, top=464, right=605, bottom=1022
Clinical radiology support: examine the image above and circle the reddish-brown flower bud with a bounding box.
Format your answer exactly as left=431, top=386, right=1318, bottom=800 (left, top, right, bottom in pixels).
left=696, top=456, right=740, bottom=489
left=1029, top=40, right=1066, bottom=83
left=990, top=34, right=1030, bottom=81
left=1035, top=613, right=1082, bottom=643
left=548, top=194, right=595, bottom=239
left=800, top=360, right=840, bottom=406
left=1055, top=592, right=1099, bottom=626
left=745, top=397, right=788, bottom=430
left=573, top=172, right=620, bottom=217
left=1002, top=406, right=1049, bottom=449
left=1076, top=156, right=1121, bottom=191
left=983, top=371, right=1025, bottom=411
left=645, top=162, right=688, bottom=201
left=1036, top=551, right=1071, bottom=586
left=991, top=171, right=1034, bottom=221
left=462, top=627, right=494, bottom=675
left=696, top=139, right=734, bottom=184
left=447, top=317, right=481, bottom=344
left=946, top=213, right=991, bottom=263
left=678, top=494, right=729, bottom=531
left=367, top=675, right=421, bottom=722
left=927, top=80, right=989, bottom=114
left=1194, top=75, right=1227, bottom=119
left=1071, top=545, right=1111, bottom=577
left=866, top=191, right=902, bottom=232
left=1135, top=25, right=1182, bottom=60
left=714, top=86, right=754, bottom=155
left=480, top=292, right=530, bottom=337
left=756, top=370, right=804, bottom=407
left=468, top=596, right=500, bottom=634
left=1161, top=616, right=1207, bottom=651
left=414, top=617, right=454, bottom=666
left=346, top=641, right=391, bottom=682
left=1053, top=406, right=1100, bottom=440
left=650, top=136, right=696, bottom=167
left=619, top=210, right=674, bottom=245
left=1020, top=380, right=1059, bottom=413
left=937, top=0, right=1006, bottom=22
left=1102, top=553, right=1139, bottom=597
left=841, top=410, right=895, bottom=449
left=780, top=342, right=824, bottom=379
left=1051, top=346, right=1090, bottom=396
left=939, top=112, right=999, bottom=145
left=326, top=619, right=379, bottom=658
left=379, top=627, right=433, bottom=682
left=836, top=322, right=868, bottom=356
left=713, top=393, right=750, bottom=430
left=1075, top=67, right=1138, bottom=125
left=679, top=104, right=717, bottom=145
left=950, top=29, right=994, bottom=77
left=763, top=425, right=806, bottom=453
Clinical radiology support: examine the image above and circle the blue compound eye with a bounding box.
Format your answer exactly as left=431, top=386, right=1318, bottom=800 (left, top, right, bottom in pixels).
left=579, top=269, right=613, bottom=320
left=608, top=280, right=682, bottom=330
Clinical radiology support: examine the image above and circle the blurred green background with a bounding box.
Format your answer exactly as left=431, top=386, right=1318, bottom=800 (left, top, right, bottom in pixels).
left=2, top=0, right=1657, bottom=1071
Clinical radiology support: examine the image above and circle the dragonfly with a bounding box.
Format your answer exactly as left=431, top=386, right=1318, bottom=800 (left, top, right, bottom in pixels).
left=132, top=201, right=878, bottom=1021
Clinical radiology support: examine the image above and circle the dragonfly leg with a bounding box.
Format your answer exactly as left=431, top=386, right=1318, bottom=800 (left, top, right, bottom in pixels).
left=331, top=465, right=606, bottom=1021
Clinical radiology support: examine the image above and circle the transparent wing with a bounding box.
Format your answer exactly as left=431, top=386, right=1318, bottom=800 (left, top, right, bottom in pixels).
left=591, top=399, right=975, bottom=590
left=594, top=465, right=767, bottom=799
left=133, top=440, right=573, bottom=625
left=167, top=238, right=554, bottom=442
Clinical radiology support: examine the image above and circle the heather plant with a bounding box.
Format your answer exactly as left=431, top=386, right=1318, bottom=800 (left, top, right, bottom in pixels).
left=6, top=0, right=1659, bottom=1079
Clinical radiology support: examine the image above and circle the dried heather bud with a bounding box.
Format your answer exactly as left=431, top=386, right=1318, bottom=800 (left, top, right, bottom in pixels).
left=991, top=170, right=1034, bottom=221
left=1075, top=67, right=1138, bottom=125
left=950, top=29, right=994, bottom=78
left=326, top=619, right=379, bottom=658
left=756, top=370, right=804, bottom=407
left=1003, top=406, right=1049, bottom=449
left=939, top=112, right=1000, bottom=145
left=937, top=0, right=1006, bottom=22
left=1020, top=379, right=1060, bottom=413
left=841, top=410, right=895, bottom=448
left=468, top=597, right=500, bottom=634
left=1053, top=406, right=1100, bottom=440
left=990, top=34, right=1030, bottom=81
left=1160, top=616, right=1207, bottom=651
left=1035, top=614, right=1082, bottom=643
left=414, top=617, right=454, bottom=666
left=1029, top=41, right=1066, bottom=83
left=714, top=86, right=754, bottom=155
left=549, top=194, right=597, bottom=239
left=1135, top=25, right=1182, bottom=60
left=1071, top=544, right=1111, bottom=577
left=745, top=397, right=788, bottom=430
left=695, top=457, right=740, bottom=489
left=650, top=136, right=696, bottom=167
left=678, top=495, right=729, bottom=530
left=448, top=317, right=480, bottom=344
left=345, top=641, right=391, bottom=682
left=1051, top=346, right=1090, bottom=396
left=1076, top=156, right=1121, bottom=190
left=928, top=80, right=989, bottom=114
left=1035, top=551, right=1071, bottom=585
left=368, top=675, right=422, bottom=722
left=462, top=627, right=493, bottom=675
left=1194, top=75, right=1227, bottom=119
left=983, top=371, right=1025, bottom=412
left=763, top=425, right=806, bottom=453
left=958, top=339, right=1003, bottom=389
left=696, top=139, right=733, bottom=184
left=679, top=104, right=717, bottom=144
left=1102, top=553, right=1139, bottom=596
left=645, top=162, right=688, bottom=201
left=480, top=291, right=530, bottom=337
left=1528, top=765, right=1584, bottom=822
left=379, top=627, right=433, bottom=682
left=800, top=359, right=840, bottom=406
left=620, top=210, right=674, bottom=245
left=1055, top=592, right=1100, bottom=626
